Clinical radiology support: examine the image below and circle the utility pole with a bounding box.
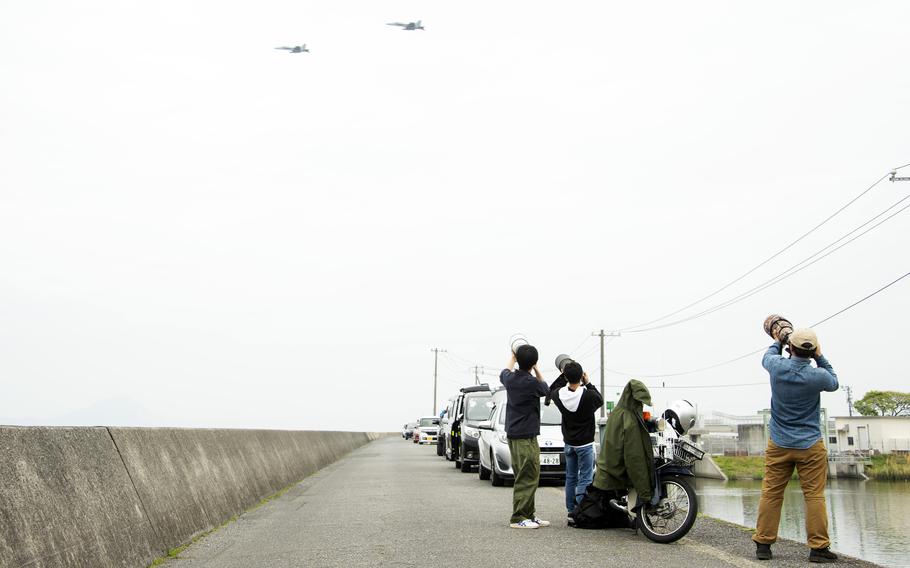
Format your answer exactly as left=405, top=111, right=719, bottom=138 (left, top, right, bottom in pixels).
left=845, top=385, right=854, bottom=417
left=431, top=348, right=446, bottom=415
left=472, top=365, right=481, bottom=385
left=890, top=170, right=910, bottom=182
left=592, top=329, right=621, bottom=417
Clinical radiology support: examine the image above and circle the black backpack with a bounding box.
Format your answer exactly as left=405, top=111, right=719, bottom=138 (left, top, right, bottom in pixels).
left=571, top=485, right=635, bottom=530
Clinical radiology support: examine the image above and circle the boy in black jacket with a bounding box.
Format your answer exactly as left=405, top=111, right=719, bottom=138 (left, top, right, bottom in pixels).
left=551, top=362, right=603, bottom=519
left=500, top=344, right=550, bottom=529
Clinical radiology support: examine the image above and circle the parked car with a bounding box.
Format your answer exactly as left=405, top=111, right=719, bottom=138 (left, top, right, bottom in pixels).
left=457, top=390, right=494, bottom=473
left=414, top=416, right=440, bottom=445
left=439, top=384, right=491, bottom=467
left=402, top=422, right=417, bottom=439
left=477, top=388, right=566, bottom=486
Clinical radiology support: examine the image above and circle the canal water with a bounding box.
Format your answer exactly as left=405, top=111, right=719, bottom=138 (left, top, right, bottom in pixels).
left=695, top=478, right=910, bottom=567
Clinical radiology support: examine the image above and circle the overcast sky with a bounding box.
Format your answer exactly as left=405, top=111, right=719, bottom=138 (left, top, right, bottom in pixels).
left=2, top=1, right=909, bottom=431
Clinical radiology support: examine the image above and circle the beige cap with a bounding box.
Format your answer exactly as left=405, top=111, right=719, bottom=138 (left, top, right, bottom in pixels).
left=788, top=328, right=818, bottom=351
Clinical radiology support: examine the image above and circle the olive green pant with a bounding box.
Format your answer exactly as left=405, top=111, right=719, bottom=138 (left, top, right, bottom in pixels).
left=753, top=440, right=830, bottom=549
left=508, top=437, right=541, bottom=523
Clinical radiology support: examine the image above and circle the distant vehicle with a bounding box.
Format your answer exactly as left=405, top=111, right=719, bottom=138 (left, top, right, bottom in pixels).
left=477, top=388, right=566, bottom=486
left=386, top=20, right=425, bottom=31
left=275, top=44, right=310, bottom=53
left=415, top=416, right=440, bottom=445
left=457, top=390, right=494, bottom=473
left=440, top=384, right=491, bottom=468
left=402, top=422, right=417, bottom=439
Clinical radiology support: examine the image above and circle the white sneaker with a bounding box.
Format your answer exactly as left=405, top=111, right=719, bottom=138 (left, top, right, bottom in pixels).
left=509, top=519, right=540, bottom=529
left=532, top=517, right=550, bottom=527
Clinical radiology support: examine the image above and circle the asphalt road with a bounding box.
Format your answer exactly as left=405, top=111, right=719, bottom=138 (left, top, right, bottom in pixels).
left=167, top=437, right=882, bottom=568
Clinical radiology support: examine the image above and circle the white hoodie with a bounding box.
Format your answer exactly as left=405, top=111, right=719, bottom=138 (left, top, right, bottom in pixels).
left=558, top=384, right=585, bottom=413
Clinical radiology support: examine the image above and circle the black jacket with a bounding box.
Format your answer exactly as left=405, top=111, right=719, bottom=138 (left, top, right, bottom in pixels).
left=500, top=369, right=549, bottom=439
left=551, top=379, right=603, bottom=446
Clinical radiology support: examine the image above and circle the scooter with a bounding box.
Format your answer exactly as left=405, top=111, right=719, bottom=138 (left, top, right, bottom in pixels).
left=608, top=416, right=705, bottom=543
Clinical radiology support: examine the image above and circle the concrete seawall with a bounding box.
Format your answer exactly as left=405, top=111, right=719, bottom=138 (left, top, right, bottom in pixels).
left=0, top=426, right=382, bottom=568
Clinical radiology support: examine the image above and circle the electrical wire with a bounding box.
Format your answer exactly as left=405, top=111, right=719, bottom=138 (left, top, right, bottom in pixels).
left=605, top=269, right=910, bottom=379
left=624, top=194, right=910, bottom=333
left=606, top=382, right=767, bottom=389
left=616, top=169, right=896, bottom=332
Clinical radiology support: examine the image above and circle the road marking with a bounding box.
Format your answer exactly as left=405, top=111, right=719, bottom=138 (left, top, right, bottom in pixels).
left=680, top=537, right=763, bottom=567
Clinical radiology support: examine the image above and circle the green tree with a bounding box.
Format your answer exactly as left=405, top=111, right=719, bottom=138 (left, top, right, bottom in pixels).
left=854, top=390, right=910, bottom=417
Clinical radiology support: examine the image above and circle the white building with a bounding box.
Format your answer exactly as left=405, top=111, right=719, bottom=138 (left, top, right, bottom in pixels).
left=832, top=416, right=910, bottom=454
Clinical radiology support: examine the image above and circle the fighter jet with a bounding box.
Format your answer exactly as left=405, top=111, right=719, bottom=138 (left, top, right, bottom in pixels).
left=275, top=44, right=310, bottom=53
left=386, top=20, right=424, bottom=31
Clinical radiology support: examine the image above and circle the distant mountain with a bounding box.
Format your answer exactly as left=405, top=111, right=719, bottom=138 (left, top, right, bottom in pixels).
left=1, top=397, right=163, bottom=427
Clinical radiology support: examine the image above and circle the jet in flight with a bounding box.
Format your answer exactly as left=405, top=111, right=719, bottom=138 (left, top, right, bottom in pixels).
left=386, top=20, right=424, bottom=31
left=275, top=44, right=310, bottom=53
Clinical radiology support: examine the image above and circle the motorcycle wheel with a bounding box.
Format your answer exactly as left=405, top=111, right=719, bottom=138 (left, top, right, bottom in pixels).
left=636, top=475, right=698, bottom=544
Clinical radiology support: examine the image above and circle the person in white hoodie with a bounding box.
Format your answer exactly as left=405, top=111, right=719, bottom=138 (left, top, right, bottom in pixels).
left=550, top=362, right=603, bottom=520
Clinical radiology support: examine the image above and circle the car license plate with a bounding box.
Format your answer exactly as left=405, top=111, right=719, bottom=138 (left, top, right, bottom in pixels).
left=540, top=454, right=560, bottom=466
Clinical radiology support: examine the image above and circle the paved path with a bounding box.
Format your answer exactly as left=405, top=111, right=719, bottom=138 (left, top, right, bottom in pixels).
left=166, top=437, right=881, bottom=568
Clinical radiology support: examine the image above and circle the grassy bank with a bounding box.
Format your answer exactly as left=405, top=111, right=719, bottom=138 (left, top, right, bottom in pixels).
left=867, top=454, right=910, bottom=481
left=714, top=453, right=910, bottom=481
left=712, top=456, right=767, bottom=480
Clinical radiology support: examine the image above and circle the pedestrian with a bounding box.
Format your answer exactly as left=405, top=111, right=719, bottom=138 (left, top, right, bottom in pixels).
left=550, top=361, right=603, bottom=523
left=500, top=344, right=550, bottom=529
left=752, top=328, right=839, bottom=563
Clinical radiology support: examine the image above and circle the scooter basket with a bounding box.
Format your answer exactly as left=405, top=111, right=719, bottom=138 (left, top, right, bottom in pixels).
left=668, top=438, right=705, bottom=465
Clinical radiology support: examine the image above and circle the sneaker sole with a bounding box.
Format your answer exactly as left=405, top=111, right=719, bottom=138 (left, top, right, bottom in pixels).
left=509, top=524, right=539, bottom=529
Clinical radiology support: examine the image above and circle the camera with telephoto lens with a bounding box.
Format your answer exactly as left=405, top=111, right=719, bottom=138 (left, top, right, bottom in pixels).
left=545, top=353, right=575, bottom=406
left=763, top=314, right=794, bottom=345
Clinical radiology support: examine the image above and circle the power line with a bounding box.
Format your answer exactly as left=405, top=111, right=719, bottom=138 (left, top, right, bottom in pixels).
left=810, top=270, right=910, bottom=327
left=616, top=168, right=897, bottom=332
left=606, top=382, right=767, bottom=389
left=624, top=194, right=910, bottom=333
left=605, top=270, right=910, bottom=378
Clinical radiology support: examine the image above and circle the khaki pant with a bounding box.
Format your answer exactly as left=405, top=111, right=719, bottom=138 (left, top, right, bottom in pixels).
left=508, top=437, right=540, bottom=523
left=753, top=439, right=830, bottom=549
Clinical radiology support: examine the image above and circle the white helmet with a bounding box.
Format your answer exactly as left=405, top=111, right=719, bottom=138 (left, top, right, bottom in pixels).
left=663, top=400, right=696, bottom=435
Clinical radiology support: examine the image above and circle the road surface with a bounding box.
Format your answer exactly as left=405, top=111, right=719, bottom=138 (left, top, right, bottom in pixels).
left=166, top=437, right=880, bottom=568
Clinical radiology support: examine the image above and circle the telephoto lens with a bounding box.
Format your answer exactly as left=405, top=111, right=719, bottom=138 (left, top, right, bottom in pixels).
left=763, top=314, right=794, bottom=344
left=546, top=354, right=574, bottom=406
left=510, top=334, right=529, bottom=355
left=554, top=354, right=574, bottom=373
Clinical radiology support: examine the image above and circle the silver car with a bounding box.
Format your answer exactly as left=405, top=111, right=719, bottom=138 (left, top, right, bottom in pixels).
left=414, top=416, right=440, bottom=445
left=477, top=388, right=566, bottom=486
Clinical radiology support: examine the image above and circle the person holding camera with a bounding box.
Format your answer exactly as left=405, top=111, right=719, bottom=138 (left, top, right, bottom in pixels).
left=500, top=344, right=550, bottom=529
left=550, top=362, right=602, bottom=521
left=752, top=328, right=839, bottom=563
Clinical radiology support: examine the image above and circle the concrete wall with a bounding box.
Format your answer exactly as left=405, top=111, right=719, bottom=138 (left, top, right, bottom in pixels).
left=692, top=454, right=728, bottom=481
left=0, top=427, right=381, bottom=568
left=0, top=427, right=161, bottom=568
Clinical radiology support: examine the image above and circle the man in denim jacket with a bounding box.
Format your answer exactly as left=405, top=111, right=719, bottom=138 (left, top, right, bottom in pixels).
left=752, top=328, right=839, bottom=563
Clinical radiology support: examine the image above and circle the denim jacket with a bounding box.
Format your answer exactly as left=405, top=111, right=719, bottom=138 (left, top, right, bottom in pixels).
left=762, top=343, right=839, bottom=449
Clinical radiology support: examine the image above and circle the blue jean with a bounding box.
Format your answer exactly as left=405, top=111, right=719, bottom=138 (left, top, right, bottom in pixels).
left=564, top=443, right=595, bottom=513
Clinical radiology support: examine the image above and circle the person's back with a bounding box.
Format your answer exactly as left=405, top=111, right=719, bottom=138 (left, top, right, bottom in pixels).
left=551, top=362, right=602, bottom=518
left=763, top=348, right=838, bottom=449
left=499, top=344, right=549, bottom=529
left=752, top=328, right=840, bottom=564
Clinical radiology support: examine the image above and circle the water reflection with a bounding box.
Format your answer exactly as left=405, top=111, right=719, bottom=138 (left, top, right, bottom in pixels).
left=695, top=478, right=910, bottom=567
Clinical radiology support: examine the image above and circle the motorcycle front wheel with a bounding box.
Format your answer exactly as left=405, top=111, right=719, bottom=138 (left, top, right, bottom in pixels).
left=636, top=475, right=698, bottom=543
